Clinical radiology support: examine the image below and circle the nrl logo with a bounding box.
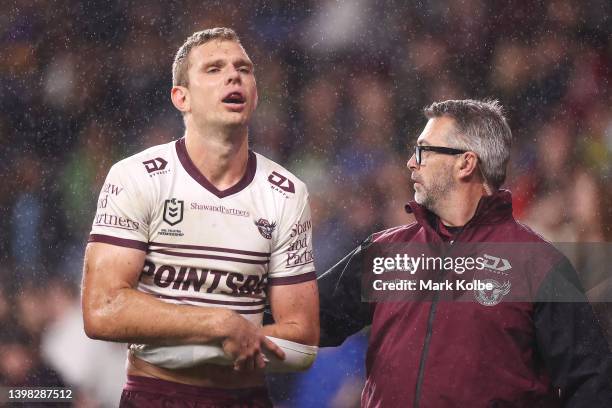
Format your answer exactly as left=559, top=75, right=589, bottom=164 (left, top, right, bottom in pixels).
left=474, top=279, right=511, bottom=306
left=163, top=198, right=184, bottom=226
left=255, top=218, right=276, bottom=239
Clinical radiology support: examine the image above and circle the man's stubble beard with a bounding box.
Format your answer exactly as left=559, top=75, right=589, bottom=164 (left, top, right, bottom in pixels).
left=414, top=165, right=455, bottom=213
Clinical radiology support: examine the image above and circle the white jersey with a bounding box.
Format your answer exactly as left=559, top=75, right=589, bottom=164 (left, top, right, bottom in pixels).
left=90, top=138, right=315, bottom=329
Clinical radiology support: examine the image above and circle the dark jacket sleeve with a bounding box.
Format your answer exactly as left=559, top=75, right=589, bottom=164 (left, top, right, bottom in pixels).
left=317, top=236, right=374, bottom=347
left=534, top=257, right=612, bottom=407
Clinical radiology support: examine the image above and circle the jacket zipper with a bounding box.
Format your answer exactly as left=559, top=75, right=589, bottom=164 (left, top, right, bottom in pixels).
left=413, top=231, right=463, bottom=407
left=413, top=289, right=441, bottom=408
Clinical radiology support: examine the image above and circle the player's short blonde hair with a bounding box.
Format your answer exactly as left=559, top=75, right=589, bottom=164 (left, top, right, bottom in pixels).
left=172, top=28, right=241, bottom=87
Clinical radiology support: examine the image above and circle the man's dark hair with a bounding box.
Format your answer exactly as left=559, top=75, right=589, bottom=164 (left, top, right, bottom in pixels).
left=424, top=99, right=512, bottom=190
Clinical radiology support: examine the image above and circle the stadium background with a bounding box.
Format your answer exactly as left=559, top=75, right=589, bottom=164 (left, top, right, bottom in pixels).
left=1, top=1, right=610, bottom=406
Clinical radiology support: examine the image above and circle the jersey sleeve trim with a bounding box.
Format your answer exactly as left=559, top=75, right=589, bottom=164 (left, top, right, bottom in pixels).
left=268, top=271, right=316, bottom=286
left=89, top=234, right=148, bottom=251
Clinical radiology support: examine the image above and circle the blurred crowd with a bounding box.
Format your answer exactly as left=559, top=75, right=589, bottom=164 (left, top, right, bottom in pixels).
left=1, top=0, right=610, bottom=406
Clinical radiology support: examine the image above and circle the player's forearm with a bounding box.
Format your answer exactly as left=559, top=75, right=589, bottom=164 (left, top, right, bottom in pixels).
left=263, top=280, right=320, bottom=346
left=261, top=320, right=320, bottom=346
left=83, top=287, right=237, bottom=345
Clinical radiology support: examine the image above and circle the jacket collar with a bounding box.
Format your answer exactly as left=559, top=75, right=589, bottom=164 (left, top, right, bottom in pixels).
left=405, top=190, right=513, bottom=234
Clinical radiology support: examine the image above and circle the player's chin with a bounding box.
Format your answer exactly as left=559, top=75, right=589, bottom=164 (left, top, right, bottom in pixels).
left=414, top=190, right=426, bottom=205
left=221, top=113, right=250, bottom=128
left=230, top=108, right=254, bottom=121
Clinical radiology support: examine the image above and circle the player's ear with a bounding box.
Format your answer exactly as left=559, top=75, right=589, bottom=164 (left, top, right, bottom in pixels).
left=457, top=152, right=478, bottom=179
left=171, top=86, right=190, bottom=113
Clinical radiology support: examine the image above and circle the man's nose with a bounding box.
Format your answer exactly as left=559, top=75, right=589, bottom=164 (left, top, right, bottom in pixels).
left=225, top=67, right=241, bottom=85
left=407, top=153, right=418, bottom=170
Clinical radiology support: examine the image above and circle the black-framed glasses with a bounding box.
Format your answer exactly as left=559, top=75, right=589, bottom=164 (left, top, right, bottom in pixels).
left=414, top=145, right=467, bottom=165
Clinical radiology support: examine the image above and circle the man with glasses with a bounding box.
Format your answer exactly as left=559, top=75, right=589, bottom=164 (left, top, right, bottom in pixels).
left=317, top=99, right=612, bottom=407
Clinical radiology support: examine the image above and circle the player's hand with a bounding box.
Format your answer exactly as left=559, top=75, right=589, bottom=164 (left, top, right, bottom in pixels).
left=221, top=313, right=285, bottom=371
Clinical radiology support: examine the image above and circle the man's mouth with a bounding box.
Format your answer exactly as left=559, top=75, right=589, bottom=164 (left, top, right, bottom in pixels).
left=222, top=92, right=246, bottom=105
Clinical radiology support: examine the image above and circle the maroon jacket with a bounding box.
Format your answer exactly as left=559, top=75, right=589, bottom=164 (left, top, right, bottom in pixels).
left=318, top=191, right=612, bottom=407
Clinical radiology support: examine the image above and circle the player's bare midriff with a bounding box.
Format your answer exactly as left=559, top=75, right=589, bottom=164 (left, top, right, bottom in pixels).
left=127, top=351, right=265, bottom=388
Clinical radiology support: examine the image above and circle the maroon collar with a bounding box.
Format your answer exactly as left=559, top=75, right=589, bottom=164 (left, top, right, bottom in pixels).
left=405, top=190, right=513, bottom=233
left=175, top=138, right=257, bottom=199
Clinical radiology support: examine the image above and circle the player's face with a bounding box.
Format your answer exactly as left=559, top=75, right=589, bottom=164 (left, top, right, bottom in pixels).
left=407, top=117, right=458, bottom=209
left=185, top=40, right=258, bottom=129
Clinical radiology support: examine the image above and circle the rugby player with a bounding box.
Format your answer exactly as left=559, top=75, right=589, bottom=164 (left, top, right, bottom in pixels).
left=82, top=28, right=319, bottom=407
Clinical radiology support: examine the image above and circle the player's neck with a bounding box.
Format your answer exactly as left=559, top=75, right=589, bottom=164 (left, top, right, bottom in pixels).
left=184, top=127, right=250, bottom=191
left=436, top=183, right=490, bottom=227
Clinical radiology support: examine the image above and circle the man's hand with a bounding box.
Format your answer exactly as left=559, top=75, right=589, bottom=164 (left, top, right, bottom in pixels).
left=222, top=313, right=285, bottom=371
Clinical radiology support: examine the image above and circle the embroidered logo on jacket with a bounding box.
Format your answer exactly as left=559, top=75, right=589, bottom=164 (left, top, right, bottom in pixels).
left=481, top=254, right=512, bottom=272
left=254, top=218, right=276, bottom=239
left=474, top=279, right=511, bottom=306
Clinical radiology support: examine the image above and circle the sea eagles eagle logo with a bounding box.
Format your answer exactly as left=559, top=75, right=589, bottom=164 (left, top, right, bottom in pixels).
left=163, top=198, right=184, bottom=226
left=255, top=218, right=276, bottom=239
left=474, top=279, right=511, bottom=306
